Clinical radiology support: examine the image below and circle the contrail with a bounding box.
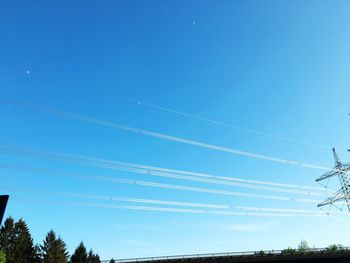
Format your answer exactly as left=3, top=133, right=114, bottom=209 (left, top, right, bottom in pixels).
left=0, top=97, right=330, bottom=170
left=0, top=162, right=321, bottom=204
left=0, top=145, right=328, bottom=196
left=117, top=95, right=330, bottom=150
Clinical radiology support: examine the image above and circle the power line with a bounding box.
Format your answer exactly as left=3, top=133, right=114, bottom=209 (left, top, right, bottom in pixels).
left=0, top=97, right=329, bottom=170
left=316, top=148, right=350, bottom=213
left=0, top=187, right=229, bottom=209
left=8, top=187, right=336, bottom=215
left=117, top=95, right=329, bottom=150
left=0, top=162, right=321, bottom=204
left=11, top=197, right=329, bottom=218
left=0, top=145, right=328, bottom=196
left=236, top=206, right=343, bottom=214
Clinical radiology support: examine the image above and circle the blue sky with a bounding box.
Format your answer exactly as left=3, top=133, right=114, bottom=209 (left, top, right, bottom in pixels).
left=1, top=0, right=350, bottom=260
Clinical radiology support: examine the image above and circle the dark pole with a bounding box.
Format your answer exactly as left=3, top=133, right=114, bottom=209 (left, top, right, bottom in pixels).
left=0, top=195, right=9, bottom=225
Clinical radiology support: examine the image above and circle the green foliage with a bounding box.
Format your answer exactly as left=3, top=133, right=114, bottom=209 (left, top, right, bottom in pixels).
left=87, top=249, right=100, bottom=263
left=0, top=250, right=6, bottom=263
left=282, top=247, right=296, bottom=254
left=34, top=244, right=42, bottom=263
left=0, top=217, right=39, bottom=263
left=326, top=244, right=346, bottom=253
left=41, top=230, right=69, bottom=263
left=13, top=219, right=39, bottom=263
left=0, top=217, right=15, bottom=262
left=71, top=242, right=88, bottom=263
left=254, top=251, right=265, bottom=256
left=1, top=217, right=105, bottom=263
left=297, top=240, right=310, bottom=252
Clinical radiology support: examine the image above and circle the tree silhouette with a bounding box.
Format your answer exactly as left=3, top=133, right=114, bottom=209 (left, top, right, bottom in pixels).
left=109, top=259, right=115, bottom=263
left=41, top=230, right=69, bottom=263
left=0, top=218, right=39, bottom=263
left=71, top=242, right=88, bottom=263
left=0, top=217, right=16, bottom=262
left=13, top=219, right=39, bottom=263
left=87, top=249, right=100, bottom=263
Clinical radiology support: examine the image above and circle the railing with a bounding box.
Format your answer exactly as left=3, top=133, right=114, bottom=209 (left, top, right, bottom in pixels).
left=101, top=246, right=350, bottom=263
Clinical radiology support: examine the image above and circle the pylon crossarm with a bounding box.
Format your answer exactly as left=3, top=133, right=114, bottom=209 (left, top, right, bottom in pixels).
left=317, top=189, right=344, bottom=207
left=316, top=169, right=339, bottom=182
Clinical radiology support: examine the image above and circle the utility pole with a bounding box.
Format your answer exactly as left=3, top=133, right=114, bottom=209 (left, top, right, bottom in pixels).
left=0, top=195, right=9, bottom=225
left=316, top=149, right=350, bottom=212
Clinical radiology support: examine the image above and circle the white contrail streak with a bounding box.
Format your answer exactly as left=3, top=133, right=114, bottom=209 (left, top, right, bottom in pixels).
left=117, top=95, right=330, bottom=150
left=0, top=163, right=321, bottom=204
left=0, top=145, right=328, bottom=196
left=0, top=97, right=330, bottom=170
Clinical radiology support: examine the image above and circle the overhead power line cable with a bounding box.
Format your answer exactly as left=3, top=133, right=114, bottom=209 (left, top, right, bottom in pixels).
left=86, top=162, right=325, bottom=196
left=11, top=197, right=329, bottom=218
left=8, top=188, right=337, bottom=217
left=236, top=206, right=342, bottom=214
left=117, top=95, right=329, bottom=150
left=0, top=97, right=329, bottom=170
left=0, top=162, right=321, bottom=204
left=0, top=187, right=229, bottom=209
left=0, top=145, right=328, bottom=196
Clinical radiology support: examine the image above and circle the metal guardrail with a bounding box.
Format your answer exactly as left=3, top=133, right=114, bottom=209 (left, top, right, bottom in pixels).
left=101, top=246, right=350, bottom=263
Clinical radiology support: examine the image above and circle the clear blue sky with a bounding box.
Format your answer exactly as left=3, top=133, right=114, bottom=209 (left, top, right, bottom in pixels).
left=1, top=0, right=350, bottom=260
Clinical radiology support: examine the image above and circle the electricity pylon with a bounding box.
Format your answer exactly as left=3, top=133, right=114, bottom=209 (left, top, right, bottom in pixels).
left=316, top=148, right=350, bottom=212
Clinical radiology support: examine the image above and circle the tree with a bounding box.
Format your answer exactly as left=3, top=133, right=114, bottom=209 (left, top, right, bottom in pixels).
left=71, top=242, right=88, bottom=263
left=298, top=240, right=310, bottom=252
left=0, top=250, right=6, bottom=263
left=326, top=244, right=346, bottom=253
left=109, top=259, right=115, bottom=263
left=87, top=249, right=100, bottom=263
left=0, top=217, right=16, bottom=262
left=13, top=219, right=39, bottom=263
left=41, top=230, right=69, bottom=263
left=282, top=247, right=296, bottom=254
left=0, top=217, right=39, bottom=263
left=34, top=244, right=42, bottom=263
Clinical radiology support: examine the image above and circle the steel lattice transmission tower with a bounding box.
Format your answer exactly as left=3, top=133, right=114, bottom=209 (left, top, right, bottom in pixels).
left=316, top=148, right=350, bottom=212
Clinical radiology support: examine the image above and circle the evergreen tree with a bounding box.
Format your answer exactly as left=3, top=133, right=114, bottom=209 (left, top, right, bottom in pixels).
left=109, top=259, right=115, bottom=263
left=0, top=217, right=16, bottom=262
left=41, top=230, right=69, bottom=263
left=13, top=219, right=39, bottom=263
left=0, top=218, right=38, bottom=263
left=34, top=244, right=42, bottom=263
left=71, top=242, right=88, bottom=263
left=87, top=249, right=100, bottom=263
